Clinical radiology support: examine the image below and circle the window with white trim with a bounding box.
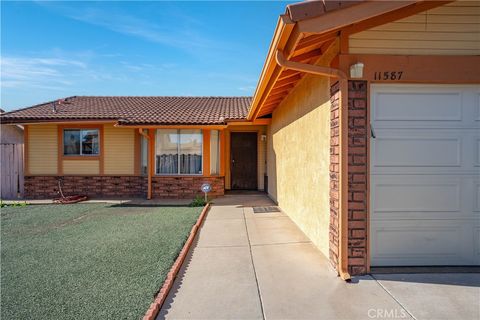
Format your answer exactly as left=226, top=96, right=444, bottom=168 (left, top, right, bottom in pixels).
left=63, top=129, right=99, bottom=156
left=155, top=129, right=203, bottom=175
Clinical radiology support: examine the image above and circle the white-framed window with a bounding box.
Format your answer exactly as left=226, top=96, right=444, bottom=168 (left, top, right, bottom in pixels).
left=63, top=129, right=99, bottom=156
left=155, top=129, right=203, bottom=175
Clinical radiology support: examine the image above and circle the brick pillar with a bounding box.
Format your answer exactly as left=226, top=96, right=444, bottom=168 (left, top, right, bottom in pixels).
left=329, top=81, right=341, bottom=271
left=330, top=80, right=368, bottom=276
left=347, top=80, right=368, bottom=275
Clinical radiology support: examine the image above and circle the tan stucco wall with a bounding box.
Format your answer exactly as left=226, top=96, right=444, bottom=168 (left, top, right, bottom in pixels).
left=266, top=39, right=339, bottom=257
left=104, top=124, right=135, bottom=175
left=27, top=124, right=58, bottom=175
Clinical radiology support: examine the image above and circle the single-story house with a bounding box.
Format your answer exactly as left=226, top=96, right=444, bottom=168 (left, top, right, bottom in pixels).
left=1, top=0, right=479, bottom=277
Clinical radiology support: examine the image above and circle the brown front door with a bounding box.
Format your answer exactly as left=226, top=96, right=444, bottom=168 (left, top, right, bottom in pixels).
left=230, top=132, right=257, bottom=190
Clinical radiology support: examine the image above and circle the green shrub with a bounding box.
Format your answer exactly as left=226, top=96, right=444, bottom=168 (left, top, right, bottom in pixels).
left=0, top=201, right=28, bottom=208
left=189, top=195, right=207, bottom=207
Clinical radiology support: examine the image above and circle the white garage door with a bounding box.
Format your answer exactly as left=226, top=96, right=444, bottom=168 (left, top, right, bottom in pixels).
left=370, top=84, right=480, bottom=266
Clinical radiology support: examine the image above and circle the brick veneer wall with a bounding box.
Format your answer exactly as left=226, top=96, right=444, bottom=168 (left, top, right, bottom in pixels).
left=25, top=175, right=224, bottom=199
left=347, top=80, right=368, bottom=275
left=151, top=176, right=224, bottom=198
left=329, top=80, right=369, bottom=276
left=329, top=81, right=341, bottom=270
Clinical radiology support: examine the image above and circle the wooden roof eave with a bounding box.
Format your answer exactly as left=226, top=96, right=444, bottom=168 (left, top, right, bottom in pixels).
left=248, top=0, right=441, bottom=121
left=247, top=14, right=297, bottom=120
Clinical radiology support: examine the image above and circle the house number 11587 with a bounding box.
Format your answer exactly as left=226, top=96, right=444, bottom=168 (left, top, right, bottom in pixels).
left=373, top=71, right=403, bottom=80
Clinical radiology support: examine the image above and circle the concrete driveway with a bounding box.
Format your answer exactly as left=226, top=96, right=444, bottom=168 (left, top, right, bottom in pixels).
left=158, top=193, right=480, bottom=320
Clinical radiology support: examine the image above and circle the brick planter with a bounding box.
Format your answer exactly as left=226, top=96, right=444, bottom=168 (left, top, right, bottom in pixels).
left=24, top=175, right=224, bottom=199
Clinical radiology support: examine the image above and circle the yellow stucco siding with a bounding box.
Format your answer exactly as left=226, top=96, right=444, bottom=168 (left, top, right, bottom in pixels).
left=265, top=38, right=339, bottom=257
left=225, top=126, right=267, bottom=190
left=28, top=124, right=58, bottom=175
left=63, top=160, right=100, bottom=175
left=267, top=73, right=332, bottom=257
left=104, top=125, right=135, bottom=175
left=349, top=1, right=480, bottom=55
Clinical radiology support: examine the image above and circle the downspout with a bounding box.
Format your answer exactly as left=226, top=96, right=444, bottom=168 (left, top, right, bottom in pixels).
left=139, top=128, right=152, bottom=200
left=275, top=50, right=351, bottom=281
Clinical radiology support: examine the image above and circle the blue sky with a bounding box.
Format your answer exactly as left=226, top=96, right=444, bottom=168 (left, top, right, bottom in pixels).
left=1, top=1, right=289, bottom=111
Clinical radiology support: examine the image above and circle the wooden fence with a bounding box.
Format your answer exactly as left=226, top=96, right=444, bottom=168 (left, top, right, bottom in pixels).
left=1, top=143, right=24, bottom=199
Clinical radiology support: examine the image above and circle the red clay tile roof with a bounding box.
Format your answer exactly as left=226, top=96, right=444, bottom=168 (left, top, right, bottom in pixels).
left=286, top=0, right=362, bottom=22
left=0, top=96, right=252, bottom=125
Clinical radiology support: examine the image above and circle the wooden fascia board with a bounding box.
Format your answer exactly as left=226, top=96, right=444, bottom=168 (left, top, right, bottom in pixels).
left=296, top=1, right=418, bottom=34
left=251, top=65, right=283, bottom=120
left=227, top=119, right=271, bottom=126
left=248, top=15, right=296, bottom=120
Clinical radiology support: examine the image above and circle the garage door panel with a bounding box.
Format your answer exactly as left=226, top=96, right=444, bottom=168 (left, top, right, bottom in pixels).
left=373, top=179, right=460, bottom=214
left=370, top=84, right=479, bottom=266
left=475, top=227, right=480, bottom=264
left=475, top=138, right=480, bottom=167
left=373, top=175, right=478, bottom=220
left=475, top=182, right=480, bottom=212
left=373, top=136, right=461, bottom=167
left=372, top=85, right=480, bottom=129
left=371, top=128, right=478, bottom=173
left=374, top=91, right=462, bottom=121
left=476, top=92, right=480, bottom=121
left=371, top=221, right=475, bottom=266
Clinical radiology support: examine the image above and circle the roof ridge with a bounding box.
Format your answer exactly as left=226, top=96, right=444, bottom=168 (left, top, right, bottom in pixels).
left=1, top=96, right=77, bottom=115
left=74, top=95, right=253, bottom=98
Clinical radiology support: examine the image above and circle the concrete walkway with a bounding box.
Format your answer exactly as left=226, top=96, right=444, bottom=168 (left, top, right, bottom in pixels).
left=158, top=193, right=480, bottom=320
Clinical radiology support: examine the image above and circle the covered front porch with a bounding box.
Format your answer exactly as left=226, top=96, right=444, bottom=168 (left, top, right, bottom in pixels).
left=136, top=121, right=269, bottom=199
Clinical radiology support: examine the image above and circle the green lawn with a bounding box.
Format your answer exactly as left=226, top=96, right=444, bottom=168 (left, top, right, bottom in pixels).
left=1, top=203, right=202, bottom=320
